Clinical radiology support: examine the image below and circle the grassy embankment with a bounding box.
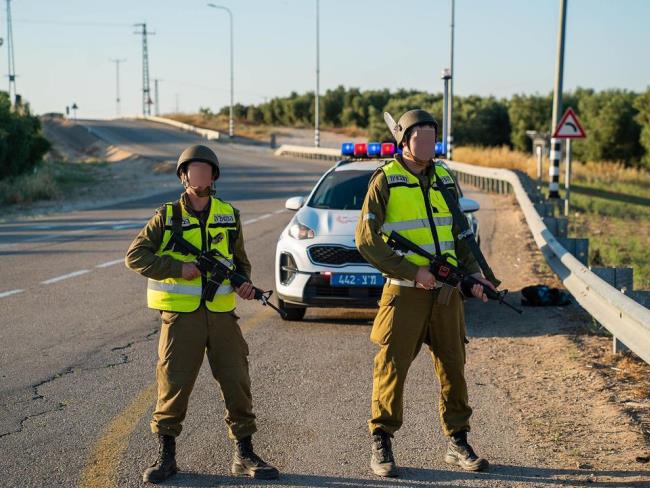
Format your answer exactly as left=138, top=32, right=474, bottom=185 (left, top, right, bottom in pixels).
left=0, top=160, right=108, bottom=206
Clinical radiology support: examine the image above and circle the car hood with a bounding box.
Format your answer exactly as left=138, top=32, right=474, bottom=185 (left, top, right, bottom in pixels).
left=296, top=207, right=360, bottom=237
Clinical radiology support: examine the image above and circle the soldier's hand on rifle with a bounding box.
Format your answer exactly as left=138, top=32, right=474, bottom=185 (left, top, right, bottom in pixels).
left=236, top=281, right=255, bottom=300
left=182, top=263, right=202, bottom=280
left=470, top=273, right=495, bottom=303
left=415, top=267, right=437, bottom=290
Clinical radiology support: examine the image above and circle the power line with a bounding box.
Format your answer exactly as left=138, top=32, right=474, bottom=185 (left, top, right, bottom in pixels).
left=134, top=23, right=155, bottom=116
left=13, top=18, right=132, bottom=27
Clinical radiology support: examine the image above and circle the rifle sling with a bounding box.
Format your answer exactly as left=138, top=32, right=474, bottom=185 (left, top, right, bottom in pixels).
left=433, top=170, right=501, bottom=287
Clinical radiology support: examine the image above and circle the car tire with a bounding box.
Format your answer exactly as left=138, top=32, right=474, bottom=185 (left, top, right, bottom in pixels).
left=278, top=298, right=306, bottom=321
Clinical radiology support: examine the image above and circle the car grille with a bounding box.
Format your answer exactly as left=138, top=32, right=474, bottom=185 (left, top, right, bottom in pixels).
left=308, top=245, right=367, bottom=266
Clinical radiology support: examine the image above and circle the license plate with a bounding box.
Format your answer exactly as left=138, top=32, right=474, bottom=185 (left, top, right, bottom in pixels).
left=331, top=273, right=384, bottom=287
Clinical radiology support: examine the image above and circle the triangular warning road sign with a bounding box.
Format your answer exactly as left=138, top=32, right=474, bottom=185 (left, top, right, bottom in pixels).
left=553, top=107, right=586, bottom=139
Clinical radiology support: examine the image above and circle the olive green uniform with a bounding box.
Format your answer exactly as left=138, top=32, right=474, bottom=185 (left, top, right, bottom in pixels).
left=125, top=192, right=256, bottom=440
left=356, top=155, right=481, bottom=437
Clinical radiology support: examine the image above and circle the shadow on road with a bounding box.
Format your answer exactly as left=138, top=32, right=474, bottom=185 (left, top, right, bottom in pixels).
left=156, top=464, right=649, bottom=487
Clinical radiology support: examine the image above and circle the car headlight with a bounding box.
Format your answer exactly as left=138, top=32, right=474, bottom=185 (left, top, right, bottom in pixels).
left=288, top=220, right=315, bottom=240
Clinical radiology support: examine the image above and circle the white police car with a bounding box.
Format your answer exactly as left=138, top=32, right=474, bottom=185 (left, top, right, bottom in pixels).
left=274, top=142, right=480, bottom=321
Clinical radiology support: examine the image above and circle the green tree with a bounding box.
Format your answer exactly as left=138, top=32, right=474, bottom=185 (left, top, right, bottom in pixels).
left=454, top=96, right=511, bottom=147
left=633, top=87, right=650, bottom=168
left=575, top=88, right=642, bottom=165
left=508, top=94, right=551, bottom=151
left=0, top=92, right=50, bottom=180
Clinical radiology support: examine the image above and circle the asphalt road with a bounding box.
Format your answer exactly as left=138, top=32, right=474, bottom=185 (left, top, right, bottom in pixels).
left=0, top=119, right=634, bottom=487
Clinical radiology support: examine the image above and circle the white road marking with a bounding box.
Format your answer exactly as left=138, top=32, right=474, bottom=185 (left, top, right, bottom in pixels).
left=244, top=210, right=285, bottom=225
left=112, top=223, right=143, bottom=230
left=0, top=289, right=24, bottom=299
left=96, top=259, right=124, bottom=268
left=0, top=220, right=147, bottom=249
left=41, top=269, right=91, bottom=285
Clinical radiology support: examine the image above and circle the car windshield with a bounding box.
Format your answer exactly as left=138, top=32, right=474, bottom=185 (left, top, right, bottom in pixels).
left=308, top=169, right=372, bottom=210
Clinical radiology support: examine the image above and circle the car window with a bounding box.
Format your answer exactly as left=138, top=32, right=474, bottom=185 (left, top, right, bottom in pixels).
left=308, top=170, right=372, bottom=210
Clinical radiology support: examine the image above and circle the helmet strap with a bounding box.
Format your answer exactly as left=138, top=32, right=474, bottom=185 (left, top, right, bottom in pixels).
left=181, top=173, right=215, bottom=197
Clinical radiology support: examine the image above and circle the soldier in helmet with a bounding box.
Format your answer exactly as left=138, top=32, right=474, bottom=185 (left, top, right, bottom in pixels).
left=125, top=144, right=279, bottom=483
left=355, top=109, right=498, bottom=477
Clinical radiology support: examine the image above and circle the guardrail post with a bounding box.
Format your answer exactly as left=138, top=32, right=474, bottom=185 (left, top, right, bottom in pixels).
left=629, top=291, right=650, bottom=308
left=590, top=267, right=635, bottom=355
left=590, top=267, right=634, bottom=293
left=557, top=237, right=589, bottom=266
left=535, top=202, right=555, bottom=217
left=542, top=217, right=568, bottom=237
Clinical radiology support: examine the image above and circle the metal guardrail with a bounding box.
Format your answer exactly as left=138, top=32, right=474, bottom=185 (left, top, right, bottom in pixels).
left=135, top=116, right=221, bottom=140
left=275, top=144, right=340, bottom=160
left=275, top=144, right=650, bottom=364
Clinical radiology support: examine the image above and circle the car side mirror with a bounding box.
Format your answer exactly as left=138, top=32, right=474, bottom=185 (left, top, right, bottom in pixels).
left=285, top=196, right=305, bottom=211
left=459, top=197, right=480, bottom=213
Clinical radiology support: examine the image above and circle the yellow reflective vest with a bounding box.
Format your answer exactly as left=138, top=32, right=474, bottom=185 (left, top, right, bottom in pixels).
left=147, top=197, right=237, bottom=312
left=381, top=160, right=458, bottom=267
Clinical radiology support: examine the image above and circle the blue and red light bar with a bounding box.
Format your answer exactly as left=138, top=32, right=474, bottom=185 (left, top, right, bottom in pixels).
left=342, top=141, right=442, bottom=159
left=342, top=141, right=396, bottom=158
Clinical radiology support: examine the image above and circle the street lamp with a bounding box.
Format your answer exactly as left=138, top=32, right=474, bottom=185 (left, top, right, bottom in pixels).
left=441, top=68, right=451, bottom=157
left=314, top=0, right=320, bottom=147
left=207, top=3, right=234, bottom=138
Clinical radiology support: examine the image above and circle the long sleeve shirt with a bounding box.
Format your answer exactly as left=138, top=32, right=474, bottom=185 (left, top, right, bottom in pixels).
left=355, top=156, right=481, bottom=281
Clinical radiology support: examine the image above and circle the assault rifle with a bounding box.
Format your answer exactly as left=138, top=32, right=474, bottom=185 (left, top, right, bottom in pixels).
left=384, top=231, right=522, bottom=314
left=169, top=234, right=287, bottom=319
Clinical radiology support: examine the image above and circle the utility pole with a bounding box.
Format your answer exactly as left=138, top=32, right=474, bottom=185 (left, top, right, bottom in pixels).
left=154, top=78, right=161, bottom=116
left=6, top=0, right=17, bottom=106
left=549, top=0, right=567, bottom=199
left=314, top=0, right=320, bottom=147
left=110, top=58, right=126, bottom=117
left=447, top=0, right=455, bottom=160
left=134, top=23, right=155, bottom=116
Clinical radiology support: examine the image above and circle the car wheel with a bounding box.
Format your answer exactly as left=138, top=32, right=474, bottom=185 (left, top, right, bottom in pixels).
left=278, top=298, right=306, bottom=321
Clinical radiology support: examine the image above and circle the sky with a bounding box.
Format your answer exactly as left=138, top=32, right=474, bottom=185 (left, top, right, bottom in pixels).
left=8, top=0, right=650, bottom=118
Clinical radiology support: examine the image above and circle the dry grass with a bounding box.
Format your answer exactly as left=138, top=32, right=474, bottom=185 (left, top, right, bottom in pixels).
left=0, top=161, right=104, bottom=205
left=454, top=145, right=650, bottom=185
left=167, top=113, right=279, bottom=141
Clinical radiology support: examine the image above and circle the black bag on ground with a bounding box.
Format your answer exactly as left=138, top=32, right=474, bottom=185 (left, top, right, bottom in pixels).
left=521, top=285, right=572, bottom=307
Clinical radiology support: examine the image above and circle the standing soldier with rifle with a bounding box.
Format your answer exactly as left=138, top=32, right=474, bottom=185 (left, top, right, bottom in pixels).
left=355, top=109, right=501, bottom=477
left=125, top=144, right=279, bottom=484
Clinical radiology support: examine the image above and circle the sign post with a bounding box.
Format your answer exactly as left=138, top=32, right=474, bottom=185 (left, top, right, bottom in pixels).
left=552, top=107, right=586, bottom=216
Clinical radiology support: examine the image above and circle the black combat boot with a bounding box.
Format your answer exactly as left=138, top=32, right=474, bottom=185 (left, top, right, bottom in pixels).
left=370, top=429, right=398, bottom=477
left=142, top=434, right=178, bottom=483
left=231, top=435, right=279, bottom=479
left=445, top=430, right=489, bottom=472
